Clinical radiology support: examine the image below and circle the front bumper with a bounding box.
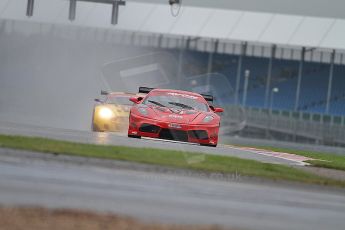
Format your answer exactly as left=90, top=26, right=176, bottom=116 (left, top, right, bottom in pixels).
left=128, top=113, right=219, bottom=145
left=93, top=115, right=129, bottom=132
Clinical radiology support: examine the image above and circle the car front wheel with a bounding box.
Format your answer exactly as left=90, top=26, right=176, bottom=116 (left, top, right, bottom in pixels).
left=200, top=143, right=217, bottom=147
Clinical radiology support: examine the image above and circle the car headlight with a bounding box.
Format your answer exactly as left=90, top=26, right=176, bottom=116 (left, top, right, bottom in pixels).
left=99, top=107, right=114, bottom=119
left=138, top=107, right=148, bottom=116
left=203, top=115, right=214, bottom=123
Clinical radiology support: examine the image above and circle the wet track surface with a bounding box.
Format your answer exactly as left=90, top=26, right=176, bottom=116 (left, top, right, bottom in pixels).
left=0, top=121, right=304, bottom=166
left=1, top=16, right=344, bottom=230
left=0, top=148, right=345, bottom=230
left=1, top=122, right=345, bottom=230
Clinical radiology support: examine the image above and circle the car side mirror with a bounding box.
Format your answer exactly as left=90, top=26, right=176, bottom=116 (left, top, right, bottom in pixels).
left=214, top=107, right=224, bottom=113
left=129, top=97, right=142, bottom=104
left=94, top=98, right=102, bottom=103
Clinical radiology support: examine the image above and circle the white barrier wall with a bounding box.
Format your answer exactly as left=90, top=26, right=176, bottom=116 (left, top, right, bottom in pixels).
left=1, top=0, right=345, bottom=50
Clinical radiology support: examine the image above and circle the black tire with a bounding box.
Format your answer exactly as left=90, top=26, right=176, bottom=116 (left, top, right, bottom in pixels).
left=92, top=123, right=98, bottom=132
left=92, top=124, right=103, bottom=132
left=91, top=109, right=98, bottom=132
left=128, top=134, right=141, bottom=139
left=200, top=144, right=217, bottom=147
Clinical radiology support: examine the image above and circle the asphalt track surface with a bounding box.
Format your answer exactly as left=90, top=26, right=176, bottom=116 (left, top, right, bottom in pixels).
left=0, top=147, right=345, bottom=230
left=0, top=121, right=305, bottom=166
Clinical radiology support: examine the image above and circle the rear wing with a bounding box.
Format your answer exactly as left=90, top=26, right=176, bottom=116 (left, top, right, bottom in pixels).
left=101, top=90, right=135, bottom=96
left=139, top=87, right=155, bottom=94
left=101, top=90, right=110, bottom=95
left=201, top=94, right=214, bottom=103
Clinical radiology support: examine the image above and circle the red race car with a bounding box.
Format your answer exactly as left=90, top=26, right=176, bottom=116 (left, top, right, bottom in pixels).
left=128, top=87, right=224, bottom=147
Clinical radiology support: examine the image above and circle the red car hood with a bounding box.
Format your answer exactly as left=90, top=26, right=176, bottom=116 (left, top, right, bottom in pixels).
left=149, top=106, right=203, bottom=124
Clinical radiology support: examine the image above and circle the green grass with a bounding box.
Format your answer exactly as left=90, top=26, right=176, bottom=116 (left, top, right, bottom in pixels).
left=0, top=134, right=344, bottom=187
left=234, top=145, right=345, bottom=171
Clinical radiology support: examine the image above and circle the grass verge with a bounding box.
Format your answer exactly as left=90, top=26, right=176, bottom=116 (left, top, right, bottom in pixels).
left=0, top=134, right=344, bottom=187
left=235, top=145, right=345, bottom=171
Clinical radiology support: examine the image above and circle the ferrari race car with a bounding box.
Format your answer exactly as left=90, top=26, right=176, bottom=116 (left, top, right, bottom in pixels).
left=128, top=87, right=224, bottom=147
left=92, top=91, right=135, bottom=132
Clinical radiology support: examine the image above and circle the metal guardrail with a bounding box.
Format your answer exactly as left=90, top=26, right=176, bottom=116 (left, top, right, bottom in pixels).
left=224, top=106, right=345, bottom=144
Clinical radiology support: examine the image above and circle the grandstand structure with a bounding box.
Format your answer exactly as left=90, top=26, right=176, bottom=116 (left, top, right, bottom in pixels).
left=1, top=0, right=345, bottom=145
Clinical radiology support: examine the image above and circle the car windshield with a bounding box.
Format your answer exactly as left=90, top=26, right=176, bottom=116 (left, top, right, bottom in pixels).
left=106, top=96, right=133, bottom=105
left=143, top=94, right=209, bottom=112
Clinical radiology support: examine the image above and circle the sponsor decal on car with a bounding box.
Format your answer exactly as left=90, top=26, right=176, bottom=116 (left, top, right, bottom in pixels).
left=167, top=92, right=198, bottom=99
left=168, top=114, right=183, bottom=119
left=168, top=123, right=182, bottom=129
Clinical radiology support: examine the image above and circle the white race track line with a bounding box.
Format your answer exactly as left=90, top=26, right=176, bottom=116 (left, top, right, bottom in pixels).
left=223, top=145, right=313, bottom=166
left=144, top=137, right=312, bottom=166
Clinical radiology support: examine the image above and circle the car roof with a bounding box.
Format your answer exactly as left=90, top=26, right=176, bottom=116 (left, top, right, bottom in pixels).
left=150, top=89, right=203, bottom=97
